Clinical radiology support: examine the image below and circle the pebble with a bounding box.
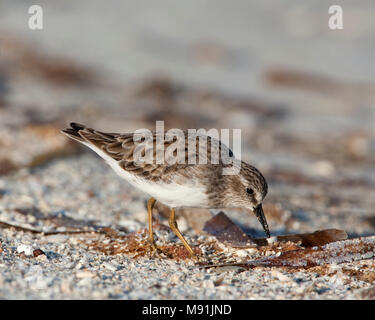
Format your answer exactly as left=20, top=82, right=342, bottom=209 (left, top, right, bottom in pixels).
left=16, top=244, right=34, bottom=256
left=310, top=160, right=335, bottom=177
left=77, top=278, right=93, bottom=286
left=76, top=270, right=96, bottom=279
left=267, top=236, right=278, bottom=244
left=36, top=254, right=48, bottom=262
left=235, top=250, right=249, bottom=258
left=271, top=270, right=291, bottom=283
left=169, top=273, right=181, bottom=283
left=33, top=249, right=46, bottom=258
left=102, top=262, right=117, bottom=272
left=202, top=280, right=215, bottom=288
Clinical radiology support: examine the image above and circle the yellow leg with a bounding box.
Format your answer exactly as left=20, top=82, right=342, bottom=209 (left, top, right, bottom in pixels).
left=147, top=197, right=157, bottom=246
left=169, top=208, right=197, bottom=260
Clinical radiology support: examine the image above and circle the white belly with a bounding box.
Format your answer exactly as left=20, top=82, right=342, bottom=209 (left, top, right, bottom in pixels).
left=134, top=179, right=209, bottom=208
left=85, top=142, right=209, bottom=208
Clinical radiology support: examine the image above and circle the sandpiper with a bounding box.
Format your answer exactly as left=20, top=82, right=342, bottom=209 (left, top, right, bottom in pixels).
left=62, top=122, right=270, bottom=259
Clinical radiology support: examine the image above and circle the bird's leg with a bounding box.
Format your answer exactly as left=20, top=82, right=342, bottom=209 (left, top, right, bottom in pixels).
left=147, top=197, right=158, bottom=251
left=169, top=208, right=198, bottom=260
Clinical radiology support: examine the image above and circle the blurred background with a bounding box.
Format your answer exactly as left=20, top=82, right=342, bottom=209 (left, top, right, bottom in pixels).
left=1, top=0, right=375, bottom=238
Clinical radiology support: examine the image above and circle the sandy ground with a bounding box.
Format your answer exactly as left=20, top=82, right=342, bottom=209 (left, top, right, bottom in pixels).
left=1, top=1, right=375, bottom=299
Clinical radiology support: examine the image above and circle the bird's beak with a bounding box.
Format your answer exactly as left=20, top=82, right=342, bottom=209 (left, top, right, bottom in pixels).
left=253, top=204, right=270, bottom=238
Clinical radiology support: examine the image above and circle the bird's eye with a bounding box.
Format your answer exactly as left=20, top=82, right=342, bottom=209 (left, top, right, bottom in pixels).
left=246, top=188, right=254, bottom=195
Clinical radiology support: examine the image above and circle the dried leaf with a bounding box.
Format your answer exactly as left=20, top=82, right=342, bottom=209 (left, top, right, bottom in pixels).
left=208, top=236, right=375, bottom=269
left=203, top=212, right=346, bottom=249
left=276, top=229, right=347, bottom=247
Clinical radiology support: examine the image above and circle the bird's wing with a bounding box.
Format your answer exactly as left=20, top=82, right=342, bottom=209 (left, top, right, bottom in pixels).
left=62, top=123, right=234, bottom=182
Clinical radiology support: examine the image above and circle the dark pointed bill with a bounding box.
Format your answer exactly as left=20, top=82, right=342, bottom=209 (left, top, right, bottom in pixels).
left=254, top=204, right=270, bottom=238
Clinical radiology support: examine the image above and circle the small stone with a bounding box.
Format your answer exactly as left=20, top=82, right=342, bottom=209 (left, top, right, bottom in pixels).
left=36, top=254, right=48, bottom=262
left=17, top=244, right=34, bottom=256
left=60, top=281, right=72, bottom=294
left=213, top=277, right=224, bottom=286
left=264, top=250, right=274, bottom=256
left=77, top=278, right=92, bottom=286
left=246, top=248, right=257, bottom=254
left=169, top=273, right=180, bottom=283
left=33, top=249, right=45, bottom=258
left=267, top=236, right=278, bottom=244
left=76, top=270, right=96, bottom=279
left=235, top=250, right=249, bottom=258
left=75, top=263, right=83, bottom=270
left=202, top=279, right=215, bottom=288
left=103, top=262, right=117, bottom=272
left=310, top=160, right=335, bottom=177
left=271, top=270, right=291, bottom=282
left=295, top=286, right=306, bottom=294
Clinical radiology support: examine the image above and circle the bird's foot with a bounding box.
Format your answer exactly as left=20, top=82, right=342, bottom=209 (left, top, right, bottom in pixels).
left=148, top=239, right=163, bottom=259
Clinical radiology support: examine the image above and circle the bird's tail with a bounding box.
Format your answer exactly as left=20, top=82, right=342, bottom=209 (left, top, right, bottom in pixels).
left=61, top=122, right=87, bottom=143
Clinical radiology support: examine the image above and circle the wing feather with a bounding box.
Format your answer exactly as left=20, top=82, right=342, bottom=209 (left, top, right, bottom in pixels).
left=62, top=123, right=234, bottom=182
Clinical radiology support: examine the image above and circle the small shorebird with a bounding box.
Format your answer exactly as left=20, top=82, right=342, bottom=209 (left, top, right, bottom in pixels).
left=62, top=123, right=270, bottom=259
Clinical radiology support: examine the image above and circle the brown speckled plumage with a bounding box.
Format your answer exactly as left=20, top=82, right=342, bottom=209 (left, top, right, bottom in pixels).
left=62, top=123, right=236, bottom=183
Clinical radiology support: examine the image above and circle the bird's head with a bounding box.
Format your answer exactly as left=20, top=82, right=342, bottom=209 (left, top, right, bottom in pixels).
left=223, top=161, right=270, bottom=237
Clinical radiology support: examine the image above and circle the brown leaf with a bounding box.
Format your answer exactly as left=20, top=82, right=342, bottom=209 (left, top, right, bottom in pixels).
left=203, top=211, right=346, bottom=249
left=228, top=236, right=375, bottom=269
left=276, top=229, right=347, bottom=247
